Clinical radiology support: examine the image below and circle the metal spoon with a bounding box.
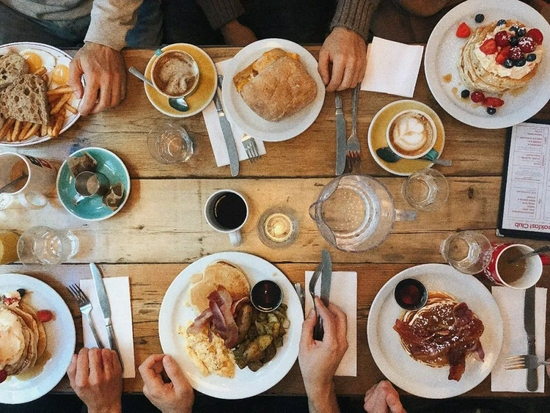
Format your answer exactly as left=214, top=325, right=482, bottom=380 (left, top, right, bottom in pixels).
left=128, top=66, right=189, bottom=112
left=0, top=173, right=27, bottom=194
left=376, top=147, right=452, bottom=166
left=508, top=245, right=550, bottom=264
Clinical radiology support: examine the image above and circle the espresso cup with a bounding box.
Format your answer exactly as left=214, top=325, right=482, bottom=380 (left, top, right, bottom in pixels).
left=151, top=49, right=200, bottom=98
left=483, top=243, right=542, bottom=289
left=73, top=171, right=110, bottom=205
left=204, top=190, right=249, bottom=246
left=387, top=109, right=437, bottom=159
left=0, top=152, right=57, bottom=209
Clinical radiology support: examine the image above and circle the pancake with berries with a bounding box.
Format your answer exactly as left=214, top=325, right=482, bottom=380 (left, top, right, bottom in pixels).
left=459, top=19, right=544, bottom=94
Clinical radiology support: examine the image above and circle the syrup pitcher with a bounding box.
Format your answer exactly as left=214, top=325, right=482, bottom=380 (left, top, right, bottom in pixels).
left=309, top=175, right=416, bottom=252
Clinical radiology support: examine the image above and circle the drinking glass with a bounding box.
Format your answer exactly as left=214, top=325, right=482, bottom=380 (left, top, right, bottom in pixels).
left=17, top=226, right=79, bottom=265
left=147, top=123, right=194, bottom=164
left=440, top=230, right=492, bottom=274
left=402, top=168, right=449, bottom=211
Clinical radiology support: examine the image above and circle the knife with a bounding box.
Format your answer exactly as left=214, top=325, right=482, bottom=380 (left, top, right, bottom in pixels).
left=335, top=92, right=346, bottom=175
left=214, top=76, right=239, bottom=177
left=314, top=249, right=332, bottom=340
left=524, top=286, right=537, bottom=391
left=90, top=263, right=120, bottom=359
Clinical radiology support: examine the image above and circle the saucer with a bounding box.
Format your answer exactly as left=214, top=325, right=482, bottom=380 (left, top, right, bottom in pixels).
left=144, top=44, right=217, bottom=118
left=57, top=147, right=130, bottom=221
left=368, top=100, right=445, bottom=176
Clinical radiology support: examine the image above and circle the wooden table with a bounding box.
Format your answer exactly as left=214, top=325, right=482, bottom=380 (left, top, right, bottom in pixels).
left=1, top=46, right=549, bottom=399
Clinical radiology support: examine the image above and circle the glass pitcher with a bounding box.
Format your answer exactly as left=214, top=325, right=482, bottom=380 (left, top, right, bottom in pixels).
left=309, top=175, right=416, bottom=252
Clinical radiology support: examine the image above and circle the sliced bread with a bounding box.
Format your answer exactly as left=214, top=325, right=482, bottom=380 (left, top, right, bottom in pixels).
left=0, top=53, right=29, bottom=89
left=0, top=74, right=49, bottom=125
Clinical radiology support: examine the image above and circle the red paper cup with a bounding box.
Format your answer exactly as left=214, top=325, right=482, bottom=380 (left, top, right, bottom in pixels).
left=483, top=243, right=542, bottom=289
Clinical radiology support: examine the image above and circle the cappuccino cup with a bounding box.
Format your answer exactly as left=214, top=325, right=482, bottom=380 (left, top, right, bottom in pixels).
left=483, top=243, right=542, bottom=289
left=387, top=109, right=437, bottom=159
left=151, top=49, right=200, bottom=98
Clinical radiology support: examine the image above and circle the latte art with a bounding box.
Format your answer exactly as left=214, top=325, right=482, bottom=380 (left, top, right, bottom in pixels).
left=388, top=111, right=436, bottom=158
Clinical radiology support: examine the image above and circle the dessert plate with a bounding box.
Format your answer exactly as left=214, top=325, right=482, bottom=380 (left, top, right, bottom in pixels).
left=425, top=0, right=550, bottom=129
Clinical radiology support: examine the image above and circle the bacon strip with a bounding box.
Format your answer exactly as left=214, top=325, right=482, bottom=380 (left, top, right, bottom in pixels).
left=208, top=287, right=239, bottom=349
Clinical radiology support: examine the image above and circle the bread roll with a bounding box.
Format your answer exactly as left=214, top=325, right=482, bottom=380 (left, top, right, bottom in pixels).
left=233, top=48, right=317, bottom=122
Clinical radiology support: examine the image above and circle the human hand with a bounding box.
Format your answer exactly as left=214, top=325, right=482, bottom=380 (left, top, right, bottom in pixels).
left=220, top=20, right=258, bottom=46
left=139, top=354, right=194, bottom=413
left=299, top=297, right=348, bottom=401
left=67, top=347, right=122, bottom=413
left=69, top=42, right=127, bottom=116
left=363, top=380, right=406, bottom=413
left=318, top=27, right=367, bottom=92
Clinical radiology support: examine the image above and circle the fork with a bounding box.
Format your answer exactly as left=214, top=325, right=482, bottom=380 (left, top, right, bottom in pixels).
left=345, top=84, right=361, bottom=173
left=241, top=133, right=261, bottom=162
left=67, top=284, right=104, bottom=349
left=308, top=260, right=324, bottom=340
left=504, top=355, right=550, bottom=370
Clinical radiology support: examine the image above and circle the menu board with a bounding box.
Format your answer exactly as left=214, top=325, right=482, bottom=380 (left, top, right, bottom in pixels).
left=497, top=121, right=550, bottom=240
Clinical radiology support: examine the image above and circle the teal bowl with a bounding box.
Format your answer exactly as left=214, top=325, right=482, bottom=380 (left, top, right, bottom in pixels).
left=57, top=147, right=130, bottom=221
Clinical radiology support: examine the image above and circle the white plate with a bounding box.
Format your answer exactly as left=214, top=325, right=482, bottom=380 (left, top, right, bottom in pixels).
left=0, top=273, right=76, bottom=404
left=0, top=42, right=81, bottom=146
left=159, top=252, right=303, bottom=399
left=425, top=0, right=550, bottom=129
left=221, top=38, right=325, bottom=142
left=367, top=264, right=503, bottom=399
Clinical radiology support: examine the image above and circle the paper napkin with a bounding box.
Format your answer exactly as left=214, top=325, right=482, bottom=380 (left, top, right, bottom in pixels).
left=491, top=286, right=547, bottom=392
left=361, top=37, right=424, bottom=98
left=305, top=271, right=357, bottom=376
left=80, top=277, right=135, bottom=378
left=202, top=59, right=266, bottom=167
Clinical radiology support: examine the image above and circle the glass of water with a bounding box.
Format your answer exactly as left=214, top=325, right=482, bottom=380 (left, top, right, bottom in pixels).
left=147, top=123, right=194, bottom=164
left=440, top=230, right=492, bottom=274
left=17, top=226, right=79, bottom=265
left=402, top=168, right=449, bottom=211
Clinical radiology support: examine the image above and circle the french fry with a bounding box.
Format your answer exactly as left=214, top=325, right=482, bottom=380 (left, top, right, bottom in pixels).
left=0, top=118, right=15, bottom=141
left=11, top=120, right=21, bottom=142
left=18, top=122, right=33, bottom=141
left=23, top=123, right=40, bottom=140
left=40, top=123, right=48, bottom=137
left=51, top=109, right=66, bottom=138
left=34, top=67, right=47, bottom=76
left=47, top=86, right=73, bottom=96
left=50, top=92, right=72, bottom=115
left=63, top=102, right=78, bottom=115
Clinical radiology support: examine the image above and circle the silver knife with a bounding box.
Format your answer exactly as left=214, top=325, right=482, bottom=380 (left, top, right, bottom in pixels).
left=524, top=286, right=537, bottom=391
left=214, top=76, right=239, bottom=177
left=335, top=92, right=346, bottom=175
left=314, top=249, right=332, bottom=340
left=90, top=263, right=120, bottom=359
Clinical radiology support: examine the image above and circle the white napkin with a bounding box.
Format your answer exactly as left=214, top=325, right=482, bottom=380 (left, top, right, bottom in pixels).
left=305, top=271, right=357, bottom=376
left=361, top=37, right=424, bottom=98
left=80, top=277, right=135, bottom=378
left=491, top=287, right=547, bottom=392
left=202, top=59, right=266, bottom=167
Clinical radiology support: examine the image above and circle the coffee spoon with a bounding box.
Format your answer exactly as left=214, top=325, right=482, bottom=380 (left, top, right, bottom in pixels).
left=507, top=245, right=550, bottom=264
left=128, top=66, right=189, bottom=112
left=376, top=147, right=452, bottom=166
left=0, top=173, right=27, bottom=194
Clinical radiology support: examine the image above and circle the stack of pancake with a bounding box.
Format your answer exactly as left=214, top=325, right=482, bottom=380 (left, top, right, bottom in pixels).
left=0, top=295, right=47, bottom=382
left=459, top=20, right=543, bottom=94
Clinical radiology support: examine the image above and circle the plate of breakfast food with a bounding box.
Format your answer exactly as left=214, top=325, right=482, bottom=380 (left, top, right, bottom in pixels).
left=222, top=38, right=326, bottom=142
left=0, top=42, right=81, bottom=146
left=367, top=264, right=503, bottom=399
left=0, top=273, right=76, bottom=404
left=425, top=0, right=550, bottom=129
left=159, top=252, right=303, bottom=399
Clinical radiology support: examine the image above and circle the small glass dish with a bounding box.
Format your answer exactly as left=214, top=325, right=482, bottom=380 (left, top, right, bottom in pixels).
left=394, top=278, right=428, bottom=310
left=250, top=280, right=283, bottom=312
left=257, top=206, right=298, bottom=248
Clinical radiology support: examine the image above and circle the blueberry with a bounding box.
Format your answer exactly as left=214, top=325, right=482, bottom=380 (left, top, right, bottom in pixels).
left=509, top=36, right=519, bottom=46
left=487, top=107, right=497, bottom=115
left=497, top=19, right=507, bottom=26
left=526, top=53, right=537, bottom=62
left=17, top=288, right=26, bottom=298
left=515, top=59, right=526, bottom=67
left=475, top=14, right=485, bottom=23
left=461, top=89, right=470, bottom=98
left=510, top=26, right=519, bottom=32
left=517, top=28, right=526, bottom=37
left=502, top=59, right=513, bottom=68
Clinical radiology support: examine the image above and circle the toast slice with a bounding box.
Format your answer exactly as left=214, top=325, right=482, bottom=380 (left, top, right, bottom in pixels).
left=0, top=53, right=29, bottom=89
left=0, top=74, right=49, bottom=125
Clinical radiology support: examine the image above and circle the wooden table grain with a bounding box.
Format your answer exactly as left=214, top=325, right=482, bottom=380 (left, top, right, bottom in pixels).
left=1, top=46, right=549, bottom=399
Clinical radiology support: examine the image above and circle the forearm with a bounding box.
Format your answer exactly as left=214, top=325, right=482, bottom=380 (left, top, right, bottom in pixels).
left=330, top=0, right=381, bottom=40
left=306, top=382, right=340, bottom=413
left=86, top=402, right=122, bottom=413
left=196, top=0, right=244, bottom=30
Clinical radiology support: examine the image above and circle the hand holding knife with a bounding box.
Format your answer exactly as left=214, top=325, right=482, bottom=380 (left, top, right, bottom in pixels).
left=313, top=249, right=332, bottom=340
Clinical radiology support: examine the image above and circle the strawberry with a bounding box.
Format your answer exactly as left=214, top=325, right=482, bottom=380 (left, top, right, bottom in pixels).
left=479, top=38, right=497, bottom=55
left=495, top=46, right=511, bottom=64
left=0, top=370, right=7, bottom=384
left=37, top=309, right=53, bottom=322
left=471, top=91, right=485, bottom=103
left=518, top=37, right=536, bottom=53
left=483, top=97, right=505, bottom=108
left=494, top=31, right=510, bottom=47
left=526, top=28, right=543, bottom=44
left=456, top=22, right=471, bottom=38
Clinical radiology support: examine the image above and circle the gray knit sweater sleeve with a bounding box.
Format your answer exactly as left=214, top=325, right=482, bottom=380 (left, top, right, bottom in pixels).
left=196, top=0, right=245, bottom=31
left=330, top=0, right=381, bottom=40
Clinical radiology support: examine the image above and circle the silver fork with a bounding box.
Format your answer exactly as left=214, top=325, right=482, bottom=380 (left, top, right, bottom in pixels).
left=67, top=284, right=104, bottom=349
left=241, top=133, right=261, bottom=162
left=308, top=261, right=324, bottom=340
left=345, top=84, right=361, bottom=173
left=505, top=355, right=550, bottom=370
